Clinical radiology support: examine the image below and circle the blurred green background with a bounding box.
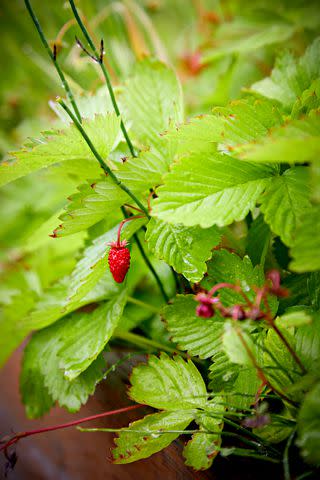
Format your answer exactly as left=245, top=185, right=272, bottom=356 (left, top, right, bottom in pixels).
left=1, top=0, right=319, bottom=158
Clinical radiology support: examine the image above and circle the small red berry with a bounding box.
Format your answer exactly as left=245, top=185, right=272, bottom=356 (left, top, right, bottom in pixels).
left=196, top=303, right=214, bottom=318
left=108, top=240, right=130, bottom=283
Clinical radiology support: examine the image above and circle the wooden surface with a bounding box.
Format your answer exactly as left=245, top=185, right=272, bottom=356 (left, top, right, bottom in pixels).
left=0, top=349, right=281, bottom=480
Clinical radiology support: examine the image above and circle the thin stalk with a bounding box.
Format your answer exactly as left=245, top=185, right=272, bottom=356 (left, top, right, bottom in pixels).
left=114, top=331, right=200, bottom=364
left=69, top=0, right=169, bottom=302
left=69, top=0, right=136, bottom=157
left=271, top=320, right=307, bottom=375
left=127, top=296, right=160, bottom=314
left=116, top=215, right=144, bottom=245
left=133, top=232, right=169, bottom=302
left=58, top=99, right=149, bottom=217
left=233, top=320, right=298, bottom=408
left=222, top=418, right=280, bottom=457
left=283, top=429, right=296, bottom=480
left=0, top=405, right=143, bottom=454
left=114, top=330, right=177, bottom=355
left=172, top=269, right=183, bottom=294
left=224, top=448, right=280, bottom=464
left=25, top=0, right=82, bottom=123
left=79, top=426, right=267, bottom=451
left=263, top=295, right=306, bottom=375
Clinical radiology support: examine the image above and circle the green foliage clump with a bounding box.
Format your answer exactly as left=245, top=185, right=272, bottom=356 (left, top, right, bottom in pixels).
left=1, top=0, right=320, bottom=476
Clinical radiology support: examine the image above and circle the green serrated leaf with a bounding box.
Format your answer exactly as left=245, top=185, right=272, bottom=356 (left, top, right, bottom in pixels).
left=222, top=321, right=256, bottom=366
left=120, top=58, right=183, bottom=150
left=260, top=167, right=312, bottom=246
left=183, top=431, right=220, bottom=470
left=238, top=112, right=320, bottom=164
left=112, top=410, right=194, bottom=464
left=152, top=150, right=274, bottom=228
left=129, top=352, right=207, bottom=410
left=290, top=205, right=320, bottom=272
left=146, top=219, right=220, bottom=282
left=0, top=114, right=120, bottom=187
left=162, top=295, right=223, bottom=359
left=202, top=249, right=268, bottom=307
left=251, top=37, right=320, bottom=110
left=58, top=292, right=128, bottom=380
left=21, top=321, right=106, bottom=418
left=297, top=381, right=320, bottom=466
left=53, top=180, right=126, bottom=237
left=278, top=310, right=313, bottom=328
left=166, top=98, right=283, bottom=157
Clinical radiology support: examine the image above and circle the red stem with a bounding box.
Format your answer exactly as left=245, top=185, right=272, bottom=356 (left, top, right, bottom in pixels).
left=116, top=215, right=144, bottom=246
left=208, top=282, right=252, bottom=305
left=0, top=404, right=143, bottom=454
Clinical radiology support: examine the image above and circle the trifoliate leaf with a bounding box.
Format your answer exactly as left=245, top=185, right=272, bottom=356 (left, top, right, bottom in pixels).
left=112, top=410, right=194, bottom=464
left=146, top=219, right=220, bottom=282
left=129, top=353, right=207, bottom=410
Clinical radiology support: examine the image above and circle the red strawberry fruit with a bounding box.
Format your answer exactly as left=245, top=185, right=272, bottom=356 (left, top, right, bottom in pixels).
left=108, top=240, right=130, bottom=283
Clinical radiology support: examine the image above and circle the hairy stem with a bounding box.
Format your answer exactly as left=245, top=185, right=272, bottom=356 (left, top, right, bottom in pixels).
left=69, top=0, right=136, bottom=157
left=25, top=0, right=82, bottom=123
left=58, top=99, right=149, bottom=217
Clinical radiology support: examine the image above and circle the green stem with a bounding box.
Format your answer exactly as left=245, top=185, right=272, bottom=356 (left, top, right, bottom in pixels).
left=114, top=331, right=195, bottom=361
left=25, top=0, right=82, bottom=123
left=127, top=296, right=160, bottom=314
left=224, top=448, right=280, bottom=464
left=69, top=0, right=136, bottom=157
left=222, top=418, right=280, bottom=457
left=134, top=232, right=169, bottom=302
left=58, top=99, right=149, bottom=217
left=283, top=429, right=296, bottom=480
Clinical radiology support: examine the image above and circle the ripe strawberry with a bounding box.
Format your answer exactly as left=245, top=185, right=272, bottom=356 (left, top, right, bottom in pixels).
left=108, top=240, right=130, bottom=283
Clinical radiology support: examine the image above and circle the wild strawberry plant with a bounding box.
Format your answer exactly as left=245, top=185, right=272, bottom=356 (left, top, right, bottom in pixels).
left=0, top=0, right=320, bottom=477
